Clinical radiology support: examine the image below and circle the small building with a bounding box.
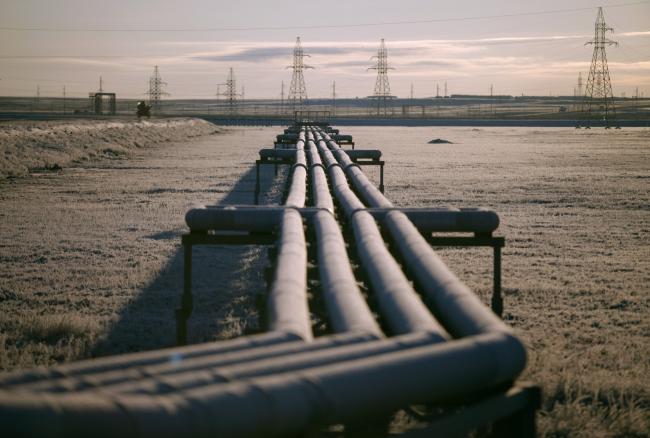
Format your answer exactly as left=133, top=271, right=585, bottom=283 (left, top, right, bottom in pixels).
left=89, top=92, right=116, bottom=115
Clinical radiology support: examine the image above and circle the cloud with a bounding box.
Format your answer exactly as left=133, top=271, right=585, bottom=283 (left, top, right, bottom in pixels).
left=189, top=44, right=366, bottom=63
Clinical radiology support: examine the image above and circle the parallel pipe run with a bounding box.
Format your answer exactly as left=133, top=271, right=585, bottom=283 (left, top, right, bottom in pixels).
left=327, top=165, right=366, bottom=217
left=0, top=333, right=525, bottom=438
left=311, top=129, right=448, bottom=338
left=351, top=211, right=448, bottom=338
left=19, top=332, right=378, bottom=394
left=0, top=331, right=298, bottom=388
left=266, top=209, right=311, bottom=340
left=321, top=130, right=392, bottom=209
left=312, top=211, right=382, bottom=336
left=76, top=333, right=436, bottom=396
left=383, top=210, right=508, bottom=337
left=316, top=127, right=508, bottom=338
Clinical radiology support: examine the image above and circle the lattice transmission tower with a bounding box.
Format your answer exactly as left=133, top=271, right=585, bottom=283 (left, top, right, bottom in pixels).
left=287, top=37, right=313, bottom=111
left=218, top=68, right=241, bottom=114
left=368, top=38, right=394, bottom=116
left=146, top=66, right=169, bottom=112
left=580, top=7, right=619, bottom=128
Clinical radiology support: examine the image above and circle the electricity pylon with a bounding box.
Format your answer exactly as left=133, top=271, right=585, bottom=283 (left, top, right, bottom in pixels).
left=287, top=37, right=313, bottom=112
left=146, top=66, right=169, bottom=112
left=580, top=7, right=619, bottom=128
left=368, top=38, right=394, bottom=116
left=218, top=68, right=240, bottom=114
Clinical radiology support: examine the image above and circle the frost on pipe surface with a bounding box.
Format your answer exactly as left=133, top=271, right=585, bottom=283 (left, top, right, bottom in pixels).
left=185, top=206, right=283, bottom=232
left=368, top=208, right=501, bottom=234
left=0, top=333, right=525, bottom=438
left=76, top=333, right=437, bottom=396
left=351, top=211, right=449, bottom=339
left=383, top=210, right=508, bottom=337
left=12, top=333, right=377, bottom=394
left=0, top=331, right=298, bottom=388
left=266, top=209, right=311, bottom=340
left=313, top=210, right=382, bottom=336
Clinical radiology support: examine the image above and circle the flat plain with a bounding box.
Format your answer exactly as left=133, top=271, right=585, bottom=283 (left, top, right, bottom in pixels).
left=0, top=123, right=648, bottom=437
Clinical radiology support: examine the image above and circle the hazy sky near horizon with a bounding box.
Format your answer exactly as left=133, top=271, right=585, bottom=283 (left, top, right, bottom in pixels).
left=1, top=0, right=649, bottom=99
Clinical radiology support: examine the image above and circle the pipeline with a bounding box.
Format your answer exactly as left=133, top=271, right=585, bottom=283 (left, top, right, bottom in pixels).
left=16, top=332, right=378, bottom=394
left=0, top=331, right=297, bottom=388
left=312, top=130, right=448, bottom=339
left=0, top=124, right=530, bottom=437
left=266, top=128, right=311, bottom=339
left=312, top=210, right=382, bottom=336
left=73, top=333, right=437, bottom=396
left=0, top=332, right=525, bottom=438
left=185, top=206, right=500, bottom=236
left=383, top=210, right=507, bottom=337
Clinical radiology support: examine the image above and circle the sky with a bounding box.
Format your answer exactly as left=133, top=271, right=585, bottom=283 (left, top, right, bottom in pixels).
left=0, top=0, right=649, bottom=99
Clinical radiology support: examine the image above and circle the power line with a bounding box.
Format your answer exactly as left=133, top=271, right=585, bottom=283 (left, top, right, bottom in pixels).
left=1, top=1, right=648, bottom=33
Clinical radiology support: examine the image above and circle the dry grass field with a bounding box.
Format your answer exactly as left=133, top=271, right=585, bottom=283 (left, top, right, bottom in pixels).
left=0, top=122, right=648, bottom=436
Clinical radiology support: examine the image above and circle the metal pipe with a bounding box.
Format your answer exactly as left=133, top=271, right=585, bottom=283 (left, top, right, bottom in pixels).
left=310, top=167, right=334, bottom=213
left=266, top=209, right=311, bottom=340
left=79, top=333, right=438, bottom=396
left=305, top=141, right=322, bottom=169
left=313, top=210, right=381, bottom=335
left=188, top=203, right=498, bottom=236
left=293, top=149, right=306, bottom=168
left=258, top=149, right=296, bottom=159
left=0, top=332, right=525, bottom=438
left=284, top=165, right=306, bottom=208
left=185, top=206, right=281, bottom=232
left=346, top=165, right=393, bottom=208
left=341, top=149, right=382, bottom=160
left=367, top=208, right=500, bottom=234
left=0, top=331, right=297, bottom=388
left=15, top=332, right=378, bottom=394
left=328, top=165, right=365, bottom=216
left=318, top=130, right=392, bottom=209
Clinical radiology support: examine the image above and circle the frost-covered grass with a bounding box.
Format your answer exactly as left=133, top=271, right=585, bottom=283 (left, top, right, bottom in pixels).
left=0, top=117, right=220, bottom=178
left=0, top=125, right=285, bottom=368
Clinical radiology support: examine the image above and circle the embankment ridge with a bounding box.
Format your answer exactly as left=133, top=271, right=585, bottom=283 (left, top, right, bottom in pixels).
left=0, top=118, right=220, bottom=178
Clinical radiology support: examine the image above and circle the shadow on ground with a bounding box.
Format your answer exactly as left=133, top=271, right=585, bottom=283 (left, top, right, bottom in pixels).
left=91, top=164, right=286, bottom=357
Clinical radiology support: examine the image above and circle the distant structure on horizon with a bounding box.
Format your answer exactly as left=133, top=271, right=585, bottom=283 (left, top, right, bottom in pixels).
left=287, top=37, right=312, bottom=112
left=146, top=66, right=168, bottom=113
left=218, top=67, right=240, bottom=114
left=574, top=72, right=583, bottom=98
left=368, top=38, right=394, bottom=116
left=89, top=75, right=116, bottom=115
left=580, top=7, right=619, bottom=128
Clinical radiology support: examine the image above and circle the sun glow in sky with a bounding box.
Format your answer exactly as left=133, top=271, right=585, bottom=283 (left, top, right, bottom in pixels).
left=1, top=0, right=649, bottom=99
